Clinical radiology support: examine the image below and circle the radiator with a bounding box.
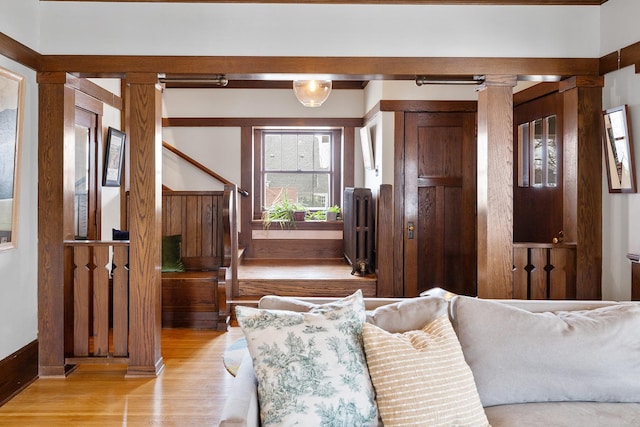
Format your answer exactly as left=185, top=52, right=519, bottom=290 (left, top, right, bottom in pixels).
left=343, top=187, right=374, bottom=276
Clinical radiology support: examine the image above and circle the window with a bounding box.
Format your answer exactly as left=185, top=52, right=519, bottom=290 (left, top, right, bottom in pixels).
left=517, top=115, right=557, bottom=188
left=254, top=128, right=342, bottom=218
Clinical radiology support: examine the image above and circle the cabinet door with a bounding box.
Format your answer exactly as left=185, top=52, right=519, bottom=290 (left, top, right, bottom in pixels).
left=403, top=112, right=476, bottom=297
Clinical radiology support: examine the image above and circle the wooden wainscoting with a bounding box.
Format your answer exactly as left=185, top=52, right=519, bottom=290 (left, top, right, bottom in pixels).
left=0, top=341, right=38, bottom=407
left=513, top=243, right=577, bottom=299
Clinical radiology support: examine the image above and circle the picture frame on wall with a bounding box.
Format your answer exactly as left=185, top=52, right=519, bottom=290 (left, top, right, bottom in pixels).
left=102, top=127, right=126, bottom=187
left=0, top=66, right=25, bottom=252
left=602, top=105, right=637, bottom=193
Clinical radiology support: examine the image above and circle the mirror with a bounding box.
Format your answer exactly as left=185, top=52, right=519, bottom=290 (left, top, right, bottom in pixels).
left=603, top=105, right=636, bottom=193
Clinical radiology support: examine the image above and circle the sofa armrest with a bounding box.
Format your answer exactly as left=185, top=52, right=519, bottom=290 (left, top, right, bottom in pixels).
left=219, top=354, right=260, bottom=427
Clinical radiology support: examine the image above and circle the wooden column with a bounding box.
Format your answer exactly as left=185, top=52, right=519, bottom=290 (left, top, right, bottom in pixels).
left=125, top=73, right=164, bottom=377
left=476, top=75, right=517, bottom=298
left=37, top=72, right=76, bottom=377
left=560, top=76, right=603, bottom=300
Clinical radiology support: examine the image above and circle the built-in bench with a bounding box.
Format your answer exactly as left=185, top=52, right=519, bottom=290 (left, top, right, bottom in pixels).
left=159, top=186, right=236, bottom=330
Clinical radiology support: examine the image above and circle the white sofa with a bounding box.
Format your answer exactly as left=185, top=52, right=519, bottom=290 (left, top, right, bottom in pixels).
left=220, top=292, right=640, bottom=427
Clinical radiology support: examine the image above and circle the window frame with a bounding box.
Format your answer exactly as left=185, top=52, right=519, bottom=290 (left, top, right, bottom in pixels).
left=253, top=127, right=342, bottom=221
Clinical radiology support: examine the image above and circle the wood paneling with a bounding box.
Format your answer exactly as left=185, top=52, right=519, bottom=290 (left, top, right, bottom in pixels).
left=404, top=110, right=477, bottom=297
left=476, top=75, right=517, bottom=298
left=37, top=73, right=76, bottom=377
left=125, top=73, right=164, bottom=377
left=0, top=341, right=38, bottom=407
left=513, top=92, right=564, bottom=243
left=513, top=243, right=576, bottom=299
left=560, top=76, right=603, bottom=300
left=630, top=254, right=640, bottom=301
left=376, top=184, right=394, bottom=297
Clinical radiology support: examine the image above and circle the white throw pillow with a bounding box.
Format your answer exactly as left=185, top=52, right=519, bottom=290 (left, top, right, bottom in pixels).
left=451, top=296, right=640, bottom=406
left=236, top=290, right=378, bottom=427
left=362, top=316, right=489, bottom=427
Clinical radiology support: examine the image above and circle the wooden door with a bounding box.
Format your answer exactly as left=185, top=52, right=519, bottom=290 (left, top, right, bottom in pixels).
left=513, top=92, right=563, bottom=243
left=404, top=111, right=477, bottom=297
left=74, top=106, right=101, bottom=240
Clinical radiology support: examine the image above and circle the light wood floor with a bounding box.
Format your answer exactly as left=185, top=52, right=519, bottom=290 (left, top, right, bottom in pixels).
left=0, top=327, right=245, bottom=426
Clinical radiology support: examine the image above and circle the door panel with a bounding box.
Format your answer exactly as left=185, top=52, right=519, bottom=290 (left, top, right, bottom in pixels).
left=405, top=111, right=476, bottom=297
left=513, top=93, right=563, bottom=243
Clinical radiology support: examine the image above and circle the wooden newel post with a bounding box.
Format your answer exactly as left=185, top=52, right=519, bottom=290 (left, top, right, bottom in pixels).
left=476, top=74, right=517, bottom=299
left=125, top=73, right=164, bottom=377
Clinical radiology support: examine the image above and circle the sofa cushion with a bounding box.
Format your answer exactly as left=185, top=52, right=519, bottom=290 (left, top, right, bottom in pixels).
left=365, top=296, right=448, bottom=333
left=236, top=290, right=378, bottom=427
left=259, top=294, right=449, bottom=334
left=484, top=402, right=640, bottom=427
left=451, top=296, right=640, bottom=406
left=161, top=234, right=185, bottom=272
left=362, top=316, right=489, bottom=427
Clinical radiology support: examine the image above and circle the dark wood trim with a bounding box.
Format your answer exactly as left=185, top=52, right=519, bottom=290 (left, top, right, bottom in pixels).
left=39, top=1, right=609, bottom=5
left=629, top=253, right=640, bottom=301
left=75, top=78, right=123, bottom=110
left=41, top=55, right=599, bottom=79
left=380, top=100, right=478, bottom=113
left=600, top=41, right=640, bottom=75
left=0, top=340, right=38, bottom=407
left=513, top=81, right=559, bottom=106
left=393, top=111, right=406, bottom=296
left=0, top=32, right=40, bottom=71
left=162, top=117, right=363, bottom=127
left=239, top=126, right=253, bottom=260
left=343, top=127, right=355, bottom=190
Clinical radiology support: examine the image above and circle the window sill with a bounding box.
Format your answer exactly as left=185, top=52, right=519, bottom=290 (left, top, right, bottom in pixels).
left=250, top=220, right=343, bottom=240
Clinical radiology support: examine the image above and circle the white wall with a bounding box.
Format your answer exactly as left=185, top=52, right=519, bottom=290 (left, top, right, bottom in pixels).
left=38, top=3, right=600, bottom=57
left=0, top=0, right=40, bottom=51
left=600, top=0, right=640, bottom=300
left=0, top=57, right=38, bottom=361
left=161, top=87, right=365, bottom=192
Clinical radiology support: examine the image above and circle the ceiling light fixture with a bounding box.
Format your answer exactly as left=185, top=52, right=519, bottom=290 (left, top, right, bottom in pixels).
left=293, top=79, right=332, bottom=107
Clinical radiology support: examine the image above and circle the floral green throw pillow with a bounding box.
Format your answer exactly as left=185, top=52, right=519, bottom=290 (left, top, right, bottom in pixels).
left=236, top=290, right=379, bottom=427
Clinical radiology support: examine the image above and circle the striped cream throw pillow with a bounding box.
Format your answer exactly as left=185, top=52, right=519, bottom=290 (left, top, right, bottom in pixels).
left=362, top=316, right=489, bottom=427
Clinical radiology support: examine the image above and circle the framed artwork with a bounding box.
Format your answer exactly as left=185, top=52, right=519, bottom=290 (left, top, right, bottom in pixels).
left=0, top=66, right=25, bottom=251
left=360, top=125, right=374, bottom=171
left=602, top=105, right=636, bottom=193
left=102, top=127, right=126, bottom=187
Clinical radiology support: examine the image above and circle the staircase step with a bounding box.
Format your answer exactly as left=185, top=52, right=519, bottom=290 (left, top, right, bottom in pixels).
left=236, top=258, right=376, bottom=298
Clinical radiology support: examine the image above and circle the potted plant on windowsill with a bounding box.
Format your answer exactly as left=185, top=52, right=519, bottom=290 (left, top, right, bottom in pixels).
left=262, top=191, right=307, bottom=229
left=326, top=205, right=341, bottom=221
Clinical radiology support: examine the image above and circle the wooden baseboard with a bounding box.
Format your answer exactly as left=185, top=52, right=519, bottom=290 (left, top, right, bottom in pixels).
left=0, top=340, right=38, bottom=407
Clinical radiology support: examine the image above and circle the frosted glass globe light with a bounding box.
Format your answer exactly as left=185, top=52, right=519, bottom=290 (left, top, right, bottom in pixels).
left=293, top=80, right=332, bottom=107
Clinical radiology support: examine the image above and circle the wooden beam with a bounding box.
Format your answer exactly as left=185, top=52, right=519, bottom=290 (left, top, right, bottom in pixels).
left=41, top=55, right=599, bottom=80
left=162, top=117, right=363, bottom=127
left=0, top=32, right=40, bottom=71
left=476, top=74, right=517, bottom=299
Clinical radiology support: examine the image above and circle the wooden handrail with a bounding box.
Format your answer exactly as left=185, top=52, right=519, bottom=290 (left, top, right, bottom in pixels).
left=162, top=141, right=249, bottom=197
